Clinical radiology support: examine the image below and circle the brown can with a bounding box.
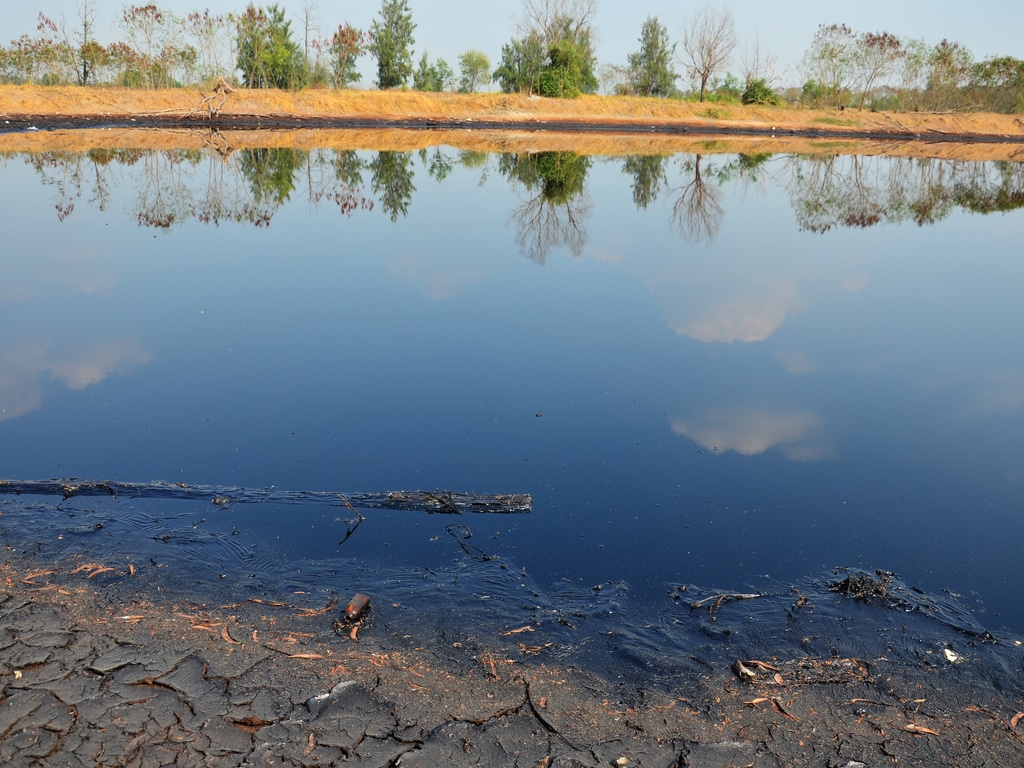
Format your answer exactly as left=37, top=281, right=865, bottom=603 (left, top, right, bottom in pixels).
left=343, top=593, right=371, bottom=623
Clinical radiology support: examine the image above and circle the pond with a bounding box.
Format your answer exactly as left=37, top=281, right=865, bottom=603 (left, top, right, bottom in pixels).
left=1, top=132, right=1023, bottom=683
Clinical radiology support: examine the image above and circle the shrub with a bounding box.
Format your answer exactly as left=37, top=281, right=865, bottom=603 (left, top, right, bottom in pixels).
left=742, top=78, right=779, bottom=106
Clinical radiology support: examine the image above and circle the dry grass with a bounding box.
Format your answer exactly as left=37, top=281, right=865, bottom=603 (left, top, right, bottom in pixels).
left=3, top=85, right=1024, bottom=162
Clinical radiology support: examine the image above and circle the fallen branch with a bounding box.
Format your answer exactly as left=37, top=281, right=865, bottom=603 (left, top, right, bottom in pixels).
left=0, top=478, right=532, bottom=514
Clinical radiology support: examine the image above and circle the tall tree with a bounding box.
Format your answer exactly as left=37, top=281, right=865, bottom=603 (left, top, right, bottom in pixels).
left=236, top=4, right=306, bottom=89
left=627, top=16, right=677, bottom=97
left=681, top=6, right=736, bottom=102
left=369, top=0, right=415, bottom=89
left=457, top=49, right=490, bottom=92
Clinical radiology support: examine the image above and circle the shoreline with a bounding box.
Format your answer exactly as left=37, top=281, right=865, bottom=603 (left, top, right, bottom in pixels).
left=3, top=546, right=1024, bottom=766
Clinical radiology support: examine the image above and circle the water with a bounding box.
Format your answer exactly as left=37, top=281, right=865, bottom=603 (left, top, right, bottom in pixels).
left=1, top=137, right=1023, bottom=681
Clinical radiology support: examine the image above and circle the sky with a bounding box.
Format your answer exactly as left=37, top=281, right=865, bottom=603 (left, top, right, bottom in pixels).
left=3, top=1, right=1022, bottom=88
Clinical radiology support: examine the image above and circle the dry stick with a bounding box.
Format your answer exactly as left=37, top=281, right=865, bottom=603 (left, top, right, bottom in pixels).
left=690, top=592, right=762, bottom=609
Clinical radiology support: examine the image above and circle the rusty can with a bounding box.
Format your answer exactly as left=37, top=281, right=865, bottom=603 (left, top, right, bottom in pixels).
left=343, top=593, right=371, bottom=623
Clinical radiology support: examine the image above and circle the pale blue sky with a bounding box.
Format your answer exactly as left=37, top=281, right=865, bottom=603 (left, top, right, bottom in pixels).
left=3, top=1, right=1021, bottom=88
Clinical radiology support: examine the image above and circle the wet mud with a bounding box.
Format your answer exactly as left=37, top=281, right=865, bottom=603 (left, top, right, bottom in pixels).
left=3, top=555, right=1024, bottom=768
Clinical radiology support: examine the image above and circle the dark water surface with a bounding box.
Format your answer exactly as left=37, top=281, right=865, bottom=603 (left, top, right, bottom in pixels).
left=1, top=141, right=1023, bottom=681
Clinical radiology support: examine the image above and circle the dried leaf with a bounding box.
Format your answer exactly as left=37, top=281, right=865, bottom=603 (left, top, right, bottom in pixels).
left=303, top=732, right=315, bottom=757
left=905, top=724, right=939, bottom=736
left=744, top=697, right=770, bottom=707
left=221, top=626, right=240, bottom=645
left=502, top=625, right=536, bottom=636
left=1011, top=712, right=1023, bottom=729
left=773, top=673, right=784, bottom=686
left=289, top=653, right=324, bottom=659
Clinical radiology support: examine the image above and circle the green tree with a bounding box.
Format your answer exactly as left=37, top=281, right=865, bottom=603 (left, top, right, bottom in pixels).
left=457, top=49, right=491, bottom=92
left=627, top=16, right=677, bottom=97
left=412, top=52, right=453, bottom=91
left=539, top=39, right=583, bottom=98
left=493, top=33, right=545, bottom=93
left=236, top=4, right=307, bottom=89
left=369, top=0, right=415, bottom=89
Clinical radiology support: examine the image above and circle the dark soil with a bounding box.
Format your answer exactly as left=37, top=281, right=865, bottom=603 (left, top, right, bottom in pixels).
left=3, top=560, right=1023, bottom=767
left=5, top=111, right=1024, bottom=145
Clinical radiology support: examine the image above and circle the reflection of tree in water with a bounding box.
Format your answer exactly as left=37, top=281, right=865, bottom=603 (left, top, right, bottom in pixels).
left=622, top=154, right=668, bottom=209
left=20, top=141, right=375, bottom=228
left=370, top=151, right=416, bottom=222
left=671, top=154, right=725, bottom=244
left=668, top=151, right=773, bottom=245
left=238, top=148, right=307, bottom=209
left=500, top=151, right=592, bottom=264
left=786, top=155, right=1024, bottom=232
left=24, top=149, right=137, bottom=221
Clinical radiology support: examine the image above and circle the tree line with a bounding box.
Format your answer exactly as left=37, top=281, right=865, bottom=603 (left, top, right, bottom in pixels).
left=1, top=1, right=1021, bottom=114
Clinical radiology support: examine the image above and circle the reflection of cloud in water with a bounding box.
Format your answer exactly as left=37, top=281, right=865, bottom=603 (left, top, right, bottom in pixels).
left=661, top=283, right=804, bottom=344
left=387, top=254, right=485, bottom=301
left=671, top=407, right=834, bottom=461
left=0, top=339, right=152, bottom=421
left=966, top=371, right=1024, bottom=416
left=1, top=246, right=117, bottom=303
left=776, top=350, right=821, bottom=376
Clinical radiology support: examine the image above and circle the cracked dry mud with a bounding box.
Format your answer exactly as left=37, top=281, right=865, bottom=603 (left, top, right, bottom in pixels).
left=2, top=564, right=1024, bottom=767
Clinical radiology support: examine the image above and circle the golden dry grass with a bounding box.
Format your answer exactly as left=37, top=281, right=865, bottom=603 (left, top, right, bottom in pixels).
left=3, top=85, right=1024, bottom=162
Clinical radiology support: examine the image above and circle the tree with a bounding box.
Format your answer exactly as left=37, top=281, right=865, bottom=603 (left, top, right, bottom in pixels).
left=493, top=33, right=545, bottom=93
left=412, top=51, right=453, bottom=91
left=681, top=6, right=736, bottom=102
left=120, top=4, right=179, bottom=88
left=854, top=32, right=903, bottom=107
left=800, top=23, right=856, bottom=108
left=369, top=0, right=415, bottom=89
left=235, top=4, right=306, bottom=89
left=328, top=23, right=368, bottom=88
left=627, top=16, right=677, bottom=97
left=926, top=39, right=972, bottom=111
left=457, top=49, right=490, bottom=92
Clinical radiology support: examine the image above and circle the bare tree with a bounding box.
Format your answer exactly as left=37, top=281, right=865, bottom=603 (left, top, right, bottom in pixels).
left=681, top=6, right=736, bottom=101
left=519, top=0, right=597, bottom=46
left=742, top=33, right=777, bottom=86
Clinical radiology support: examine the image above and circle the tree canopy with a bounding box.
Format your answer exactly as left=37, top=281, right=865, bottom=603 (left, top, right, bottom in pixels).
left=627, top=16, right=677, bottom=97
left=369, top=0, right=415, bottom=89
left=236, top=3, right=306, bottom=89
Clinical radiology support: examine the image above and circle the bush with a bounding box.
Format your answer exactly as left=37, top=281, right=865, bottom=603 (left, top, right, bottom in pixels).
left=742, top=78, right=779, bottom=106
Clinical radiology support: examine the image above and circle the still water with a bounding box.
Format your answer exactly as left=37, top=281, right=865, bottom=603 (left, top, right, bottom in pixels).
left=1, top=138, right=1022, bottom=677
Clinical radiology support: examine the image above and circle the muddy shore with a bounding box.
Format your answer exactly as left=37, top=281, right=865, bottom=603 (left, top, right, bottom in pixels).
left=3, top=555, right=1024, bottom=767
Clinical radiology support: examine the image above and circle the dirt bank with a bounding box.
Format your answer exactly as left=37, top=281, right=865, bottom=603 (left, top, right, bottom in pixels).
left=3, top=85, right=1024, bottom=162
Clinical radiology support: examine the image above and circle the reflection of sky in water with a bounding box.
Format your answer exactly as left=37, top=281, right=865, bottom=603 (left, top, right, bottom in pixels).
left=1, top=149, right=1022, bottom=634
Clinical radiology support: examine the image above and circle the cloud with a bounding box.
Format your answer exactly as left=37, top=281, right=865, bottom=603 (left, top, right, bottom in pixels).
left=0, top=339, right=153, bottom=422
left=671, top=407, right=834, bottom=461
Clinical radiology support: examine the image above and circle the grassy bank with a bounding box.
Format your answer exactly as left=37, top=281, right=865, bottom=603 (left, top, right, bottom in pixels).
left=2, top=85, right=1024, bottom=162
